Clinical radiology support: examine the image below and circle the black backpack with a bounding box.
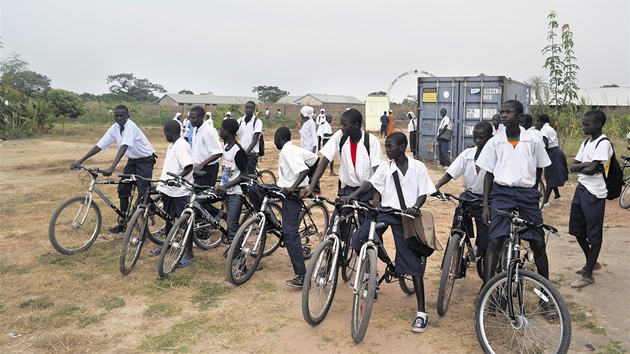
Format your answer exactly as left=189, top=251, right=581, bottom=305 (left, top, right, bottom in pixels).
left=582, top=137, right=623, bottom=200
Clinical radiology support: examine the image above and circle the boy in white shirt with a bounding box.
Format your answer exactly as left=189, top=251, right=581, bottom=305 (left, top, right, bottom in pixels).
left=248, top=127, right=318, bottom=288
left=321, top=114, right=335, bottom=175
left=344, top=132, right=436, bottom=333
left=568, top=110, right=613, bottom=288
left=237, top=101, right=263, bottom=175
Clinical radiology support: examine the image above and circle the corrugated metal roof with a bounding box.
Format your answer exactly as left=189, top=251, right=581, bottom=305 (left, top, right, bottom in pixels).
left=297, top=93, right=364, bottom=104
left=276, top=95, right=303, bottom=105
left=157, top=93, right=260, bottom=105
left=574, top=87, right=630, bottom=106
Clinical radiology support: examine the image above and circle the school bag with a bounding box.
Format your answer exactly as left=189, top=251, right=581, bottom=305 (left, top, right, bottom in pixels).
left=582, top=137, right=623, bottom=200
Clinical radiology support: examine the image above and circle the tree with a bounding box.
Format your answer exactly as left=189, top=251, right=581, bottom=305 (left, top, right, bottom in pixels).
left=541, top=11, right=562, bottom=107
left=252, top=85, right=289, bottom=103
left=368, top=91, right=387, bottom=96
left=602, top=84, right=620, bottom=88
left=560, top=24, right=580, bottom=105
left=0, top=53, right=51, bottom=98
left=47, top=89, right=85, bottom=133
left=402, top=95, right=418, bottom=105
left=527, top=75, right=549, bottom=104
left=178, top=89, right=194, bottom=95
left=106, top=73, right=166, bottom=102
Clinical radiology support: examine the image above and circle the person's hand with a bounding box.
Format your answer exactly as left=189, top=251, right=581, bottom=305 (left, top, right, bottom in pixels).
left=102, top=167, right=114, bottom=176
left=70, top=161, right=80, bottom=170
left=482, top=206, right=491, bottom=226
left=405, top=206, right=419, bottom=217
left=193, top=164, right=203, bottom=171
left=303, top=186, right=313, bottom=198
left=340, top=195, right=354, bottom=205
left=215, top=185, right=227, bottom=196
left=281, top=187, right=295, bottom=196
left=369, top=193, right=381, bottom=207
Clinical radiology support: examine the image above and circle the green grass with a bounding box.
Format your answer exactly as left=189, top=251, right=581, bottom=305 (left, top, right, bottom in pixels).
left=138, top=320, right=203, bottom=352
left=568, top=302, right=607, bottom=335
left=19, top=296, right=54, bottom=309
left=599, top=340, right=628, bottom=354
left=98, top=296, right=126, bottom=311
left=145, top=302, right=183, bottom=318
left=190, top=282, right=233, bottom=308
left=77, top=313, right=106, bottom=328
left=0, top=260, right=29, bottom=275
left=49, top=304, right=82, bottom=319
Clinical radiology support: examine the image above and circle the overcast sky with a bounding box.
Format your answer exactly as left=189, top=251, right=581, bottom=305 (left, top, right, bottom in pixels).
left=1, top=0, right=628, bottom=102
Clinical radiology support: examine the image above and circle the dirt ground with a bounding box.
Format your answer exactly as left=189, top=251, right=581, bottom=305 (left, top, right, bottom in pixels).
left=0, top=124, right=629, bottom=353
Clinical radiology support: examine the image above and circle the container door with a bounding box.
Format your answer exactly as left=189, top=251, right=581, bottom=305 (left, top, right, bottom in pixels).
left=417, top=79, right=460, bottom=161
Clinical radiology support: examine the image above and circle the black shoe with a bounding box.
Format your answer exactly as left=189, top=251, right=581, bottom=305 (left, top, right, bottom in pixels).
left=285, top=274, right=305, bottom=288
left=107, top=224, right=126, bottom=234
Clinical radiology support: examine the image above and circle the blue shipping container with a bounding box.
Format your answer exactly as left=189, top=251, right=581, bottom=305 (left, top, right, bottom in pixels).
left=414, top=75, right=530, bottom=161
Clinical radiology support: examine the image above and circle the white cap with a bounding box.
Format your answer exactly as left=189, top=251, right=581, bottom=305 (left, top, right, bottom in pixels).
left=320, top=108, right=325, bottom=112
left=175, top=112, right=181, bottom=118
left=300, top=106, right=315, bottom=119
left=226, top=111, right=231, bottom=116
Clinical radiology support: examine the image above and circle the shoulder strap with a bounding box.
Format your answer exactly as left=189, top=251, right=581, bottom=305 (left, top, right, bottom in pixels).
left=338, top=131, right=371, bottom=156
left=392, top=170, right=406, bottom=209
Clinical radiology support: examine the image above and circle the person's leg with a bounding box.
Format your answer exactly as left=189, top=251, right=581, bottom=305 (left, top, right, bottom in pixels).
left=282, top=194, right=306, bottom=282
left=543, top=186, right=553, bottom=205
left=246, top=155, right=258, bottom=176
left=483, top=237, right=505, bottom=285
left=529, top=239, right=549, bottom=279
left=573, top=185, right=605, bottom=284
left=553, top=187, right=561, bottom=199
left=225, top=194, right=243, bottom=243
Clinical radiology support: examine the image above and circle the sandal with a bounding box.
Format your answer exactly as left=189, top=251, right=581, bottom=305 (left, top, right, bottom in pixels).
left=575, top=262, right=602, bottom=274
left=541, top=301, right=560, bottom=324
left=571, top=276, right=595, bottom=289
left=147, top=248, right=161, bottom=257
left=177, top=257, right=195, bottom=268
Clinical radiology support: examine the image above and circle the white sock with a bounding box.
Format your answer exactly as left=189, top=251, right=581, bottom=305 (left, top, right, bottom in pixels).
left=416, top=311, right=427, bottom=319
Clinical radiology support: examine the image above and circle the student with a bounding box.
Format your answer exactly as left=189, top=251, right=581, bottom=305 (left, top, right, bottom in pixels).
left=435, top=121, right=493, bottom=260
left=344, top=132, right=436, bottom=333
left=491, top=113, right=504, bottom=136
left=386, top=110, right=395, bottom=136
left=477, top=100, right=553, bottom=322
left=189, top=106, right=223, bottom=188
left=316, top=108, right=327, bottom=150
left=539, top=113, right=569, bottom=206
left=437, top=108, right=452, bottom=168
left=154, top=121, right=194, bottom=266
left=248, top=127, right=318, bottom=287
left=568, top=110, right=612, bottom=288
left=215, top=119, right=248, bottom=253
left=299, top=106, right=318, bottom=153
left=380, top=111, right=388, bottom=138
left=304, top=108, right=384, bottom=234
left=70, top=105, right=156, bottom=233
left=407, top=111, right=419, bottom=158
left=321, top=114, right=335, bottom=176
left=237, top=101, right=263, bottom=175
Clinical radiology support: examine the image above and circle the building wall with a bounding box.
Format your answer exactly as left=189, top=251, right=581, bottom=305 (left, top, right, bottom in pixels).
left=157, top=96, right=179, bottom=106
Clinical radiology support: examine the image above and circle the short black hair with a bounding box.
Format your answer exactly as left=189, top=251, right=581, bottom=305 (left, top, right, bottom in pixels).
left=386, top=132, right=407, bottom=147
left=474, top=121, right=493, bottom=135
left=584, top=109, right=606, bottom=125
left=275, top=126, right=291, bottom=141
left=341, top=108, right=363, bottom=125
left=164, top=120, right=181, bottom=134
left=503, top=100, right=524, bottom=114
left=538, top=113, right=550, bottom=123
left=221, top=118, right=239, bottom=135
left=190, top=106, right=205, bottom=117
left=114, top=105, right=129, bottom=114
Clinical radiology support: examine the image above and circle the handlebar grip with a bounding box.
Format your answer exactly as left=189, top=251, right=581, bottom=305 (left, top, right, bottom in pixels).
left=495, top=209, right=514, bottom=218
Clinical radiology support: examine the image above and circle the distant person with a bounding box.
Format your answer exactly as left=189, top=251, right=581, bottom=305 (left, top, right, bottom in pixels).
left=237, top=101, right=263, bottom=175
left=182, top=113, right=193, bottom=147
left=173, top=112, right=184, bottom=137
left=321, top=114, right=336, bottom=176
left=491, top=113, right=504, bottom=136
left=437, top=108, right=452, bottom=168
left=276, top=109, right=282, bottom=118
left=519, top=114, right=543, bottom=143
left=539, top=113, right=569, bottom=206
left=265, top=108, right=270, bottom=120
left=190, top=106, right=223, bottom=188
left=386, top=109, right=395, bottom=136
left=224, top=111, right=232, bottom=120
left=316, top=108, right=327, bottom=150
left=407, top=111, right=419, bottom=158
left=205, top=111, right=212, bottom=123
left=380, top=111, right=388, bottom=138
left=299, top=106, right=320, bottom=193
left=70, top=105, right=156, bottom=233
left=568, top=110, right=612, bottom=288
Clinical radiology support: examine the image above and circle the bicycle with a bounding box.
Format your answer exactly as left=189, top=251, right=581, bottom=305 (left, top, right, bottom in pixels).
left=251, top=153, right=276, bottom=185
left=345, top=201, right=416, bottom=343
left=225, top=185, right=329, bottom=286
left=49, top=166, right=138, bottom=255
left=301, top=196, right=362, bottom=326
left=475, top=209, right=571, bottom=354
left=619, top=154, right=630, bottom=209
left=119, top=174, right=174, bottom=275
left=433, top=192, right=485, bottom=317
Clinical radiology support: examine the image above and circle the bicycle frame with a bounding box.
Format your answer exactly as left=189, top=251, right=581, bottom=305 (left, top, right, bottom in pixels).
left=83, top=168, right=136, bottom=222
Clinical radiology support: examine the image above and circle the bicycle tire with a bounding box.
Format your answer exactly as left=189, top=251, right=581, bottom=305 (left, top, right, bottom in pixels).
left=146, top=195, right=167, bottom=246
left=350, top=248, right=377, bottom=343
left=340, top=217, right=358, bottom=282
left=302, top=238, right=338, bottom=326
left=619, top=178, right=630, bottom=209
left=262, top=201, right=283, bottom=257
left=437, top=232, right=463, bottom=316
left=399, top=274, right=416, bottom=295
left=49, top=195, right=102, bottom=255
left=537, top=179, right=546, bottom=210
left=119, top=207, right=148, bottom=275
left=225, top=215, right=266, bottom=286
left=475, top=269, right=571, bottom=354
left=157, top=212, right=192, bottom=278
left=258, top=169, right=276, bottom=185
left=193, top=199, right=227, bottom=250
left=299, top=202, right=329, bottom=260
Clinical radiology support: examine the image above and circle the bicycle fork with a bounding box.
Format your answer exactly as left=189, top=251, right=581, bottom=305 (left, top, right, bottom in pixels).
left=313, top=235, right=341, bottom=286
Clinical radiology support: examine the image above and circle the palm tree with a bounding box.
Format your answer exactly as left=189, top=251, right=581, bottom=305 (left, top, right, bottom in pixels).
left=527, top=75, right=549, bottom=105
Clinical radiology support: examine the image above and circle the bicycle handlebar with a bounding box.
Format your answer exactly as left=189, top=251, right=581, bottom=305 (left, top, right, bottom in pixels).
left=432, top=191, right=480, bottom=204
left=494, top=209, right=560, bottom=236
left=342, top=200, right=415, bottom=219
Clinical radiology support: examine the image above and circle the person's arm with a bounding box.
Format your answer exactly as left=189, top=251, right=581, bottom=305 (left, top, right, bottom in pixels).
left=194, top=153, right=222, bottom=171
left=283, top=169, right=309, bottom=196
left=535, top=167, right=543, bottom=185
left=102, top=145, right=129, bottom=176
left=71, top=145, right=102, bottom=169
left=434, top=173, right=453, bottom=191
left=570, top=159, right=603, bottom=175
left=407, top=194, right=427, bottom=217
left=542, top=136, right=549, bottom=149
left=481, top=172, right=494, bottom=225
left=245, top=132, right=260, bottom=154
left=342, top=181, right=374, bottom=204
left=303, top=156, right=331, bottom=197
left=180, top=164, right=193, bottom=177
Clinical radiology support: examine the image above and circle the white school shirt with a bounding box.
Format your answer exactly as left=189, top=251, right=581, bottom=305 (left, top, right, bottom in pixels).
left=540, top=123, right=559, bottom=148
left=446, top=146, right=486, bottom=195
left=438, top=115, right=452, bottom=130
left=277, top=142, right=318, bottom=189
left=370, top=156, right=436, bottom=209
left=316, top=113, right=327, bottom=136
left=220, top=143, right=247, bottom=195
left=192, top=123, right=223, bottom=167
left=96, top=120, right=155, bottom=159
left=493, top=124, right=505, bottom=136
left=320, top=121, right=333, bottom=140
left=575, top=135, right=613, bottom=199
left=319, top=130, right=384, bottom=187
left=476, top=127, right=551, bottom=188
left=237, top=116, right=263, bottom=154
left=527, top=127, right=544, bottom=144
left=407, top=118, right=418, bottom=134
left=300, top=118, right=318, bottom=151
left=156, top=138, right=193, bottom=198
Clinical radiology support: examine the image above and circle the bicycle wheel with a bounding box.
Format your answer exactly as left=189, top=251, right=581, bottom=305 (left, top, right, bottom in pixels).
left=157, top=212, right=192, bottom=278
left=146, top=195, right=167, bottom=246
left=350, top=248, right=377, bottom=343
left=475, top=269, right=571, bottom=354
left=437, top=232, right=464, bottom=316
left=299, top=202, right=329, bottom=260
left=537, top=179, right=546, bottom=210
left=302, top=238, right=338, bottom=326
left=340, top=217, right=358, bottom=282
left=399, top=274, right=416, bottom=295
left=262, top=201, right=283, bottom=257
left=258, top=169, right=276, bottom=185
left=619, top=178, right=630, bottom=209
left=226, top=215, right=266, bottom=285
left=193, top=199, right=227, bottom=250
left=119, top=207, right=148, bottom=275
left=49, top=195, right=102, bottom=255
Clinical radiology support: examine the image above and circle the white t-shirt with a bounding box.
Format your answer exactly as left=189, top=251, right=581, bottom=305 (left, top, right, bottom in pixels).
left=446, top=146, right=486, bottom=195
left=493, top=124, right=505, bottom=136
left=438, top=115, right=452, bottom=130
left=540, top=123, right=559, bottom=148
left=316, top=113, right=327, bottom=136
left=192, top=123, right=223, bottom=166
left=476, top=127, right=551, bottom=188
left=277, top=141, right=318, bottom=189
left=407, top=118, right=418, bottom=134
left=319, top=130, right=384, bottom=187
left=527, top=127, right=544, bottom=144
left=576, top=135, right=613, bottom=199
left=370, top=157, right=436, bottom=209
left=97, top=120, right=155, bottom=159
left=237, top=116, right=263, bottom=154
left=156, top=138, right=193, bottom=198
left=220, top=143, right=248, bottom=195
left=300, top=118, right=318, bottom=151
left=320, top=121, right=333, bottom=141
